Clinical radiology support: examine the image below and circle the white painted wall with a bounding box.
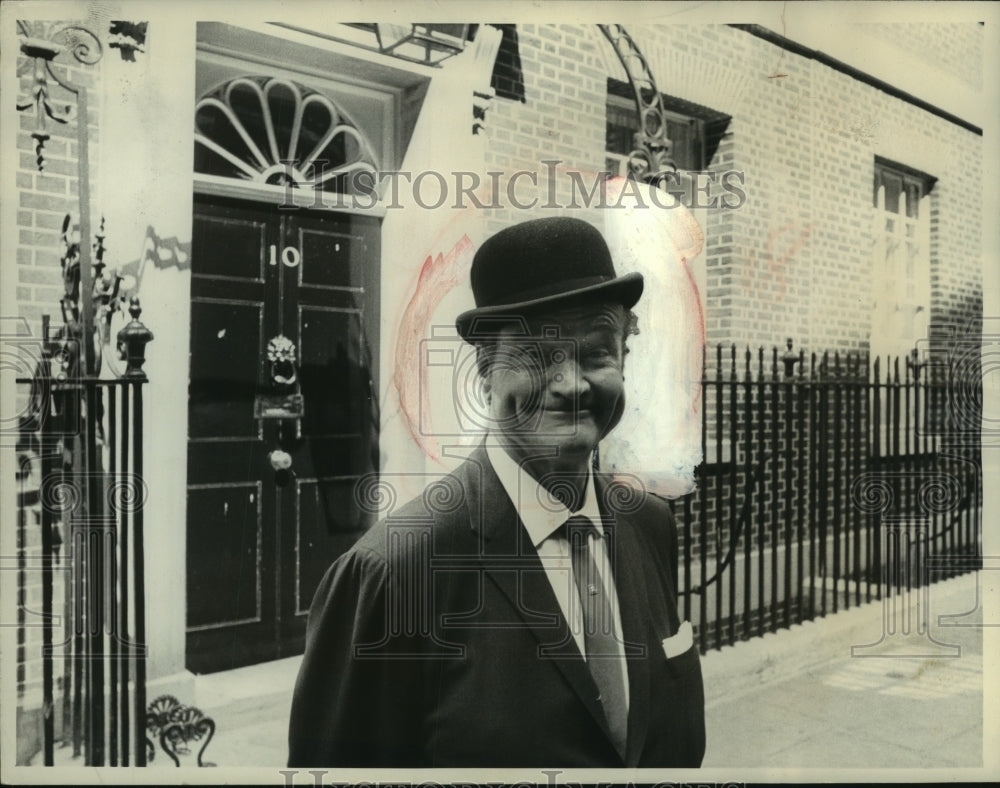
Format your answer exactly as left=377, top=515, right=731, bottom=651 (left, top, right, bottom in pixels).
left=376, top=30, right=500, bottom=502
left=98, top=10, right=197, bottom=683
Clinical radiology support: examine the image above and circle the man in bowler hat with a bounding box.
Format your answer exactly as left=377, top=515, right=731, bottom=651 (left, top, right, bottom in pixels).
left=288, top=217, right=705, bottom=767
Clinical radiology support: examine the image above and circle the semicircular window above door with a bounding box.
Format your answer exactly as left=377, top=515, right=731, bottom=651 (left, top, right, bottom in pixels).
left=194, top=76, right=380, bottom=193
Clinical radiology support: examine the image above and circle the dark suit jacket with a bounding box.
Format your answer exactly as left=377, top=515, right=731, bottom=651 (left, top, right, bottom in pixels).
left=288, top=446, right=705, bottom=768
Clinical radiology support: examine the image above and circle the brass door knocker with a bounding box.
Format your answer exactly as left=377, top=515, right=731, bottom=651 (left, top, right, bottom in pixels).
left=266, top=334, right=297, bottom=387
left=255, top=335, right=304, bottom=421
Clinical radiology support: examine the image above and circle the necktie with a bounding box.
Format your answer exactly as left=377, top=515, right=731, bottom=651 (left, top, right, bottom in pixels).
left=564, top=515, right=628, bottom=760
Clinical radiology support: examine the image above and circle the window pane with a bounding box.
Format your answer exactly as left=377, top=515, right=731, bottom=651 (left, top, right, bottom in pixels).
left=605, top=155, right=627, bottom=177
left=870, top=159, right=934, bottom=372
left=605, top=96, right=706, bottom=170
left=883, top=173, right=901, bottom=214
left=905, top=183, right=920, bottom=218
left=606, top=102, right=638, bottom=155
left=667, top=118, right=704, bottom=170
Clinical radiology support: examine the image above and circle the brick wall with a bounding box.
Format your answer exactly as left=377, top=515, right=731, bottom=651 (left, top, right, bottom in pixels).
left=856, top=22, right=984, bottom=91
left=482, top=23, right=983, bottom=359
left=483, top=22, right=610, bottom=234
left=928, top=118, right=983, bottom=351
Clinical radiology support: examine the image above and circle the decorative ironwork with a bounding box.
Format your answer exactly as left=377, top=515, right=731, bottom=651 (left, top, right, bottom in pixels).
left=16, top=21, right=103, bottom=171
left=907, top=347, right=929, bottom=381
left=108, top=21, right=147, bottom=62
left=266, top=334, right=296, bottom=368
left=17, top=20, right=104, bottom=377
left=257, top=334, right=304, bottom=420
left=92, top=217, right=127, bottom=371
left=58, top=214, right=132, bottom=378
left=59, top=213, right=82, bottom=321
left=598, top=25, right=676, bottom=185
left=781, top=338, right=801, bottom=378
left=194, top=76, right=379, bottom=192
left=266, top=334, right=297, bottom=386
left=145, top=695, right=216, bottom=767
left=673, top=344, right=981, bottom=654
left=116, top=298, right=154, bottom=379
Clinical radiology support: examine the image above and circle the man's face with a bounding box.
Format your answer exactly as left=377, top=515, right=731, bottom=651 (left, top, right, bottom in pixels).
left=482, top=302, right=627, bottom=469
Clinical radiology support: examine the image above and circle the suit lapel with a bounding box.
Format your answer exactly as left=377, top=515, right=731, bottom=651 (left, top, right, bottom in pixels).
left=461, top=446, right=615, bottom=748
left=596, top=474, right=653, bottom=767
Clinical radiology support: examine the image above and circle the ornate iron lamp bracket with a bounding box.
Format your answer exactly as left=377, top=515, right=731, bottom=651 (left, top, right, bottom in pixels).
left=17, top=21, right=105, bottom=376
left=598, top=24, right=677, bottom=185
left=16, top=21, right=102, bottom=171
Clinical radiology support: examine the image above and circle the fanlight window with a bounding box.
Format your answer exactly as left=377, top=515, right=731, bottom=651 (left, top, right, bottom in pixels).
left=194, top=76, right=379, bottom=194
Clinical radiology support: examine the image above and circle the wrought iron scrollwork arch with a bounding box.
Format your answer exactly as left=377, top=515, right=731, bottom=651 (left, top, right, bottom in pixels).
left=598, top=24, right=676, bottom=185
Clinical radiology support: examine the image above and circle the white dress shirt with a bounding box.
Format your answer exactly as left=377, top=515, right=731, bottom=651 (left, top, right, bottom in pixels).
left=486, top=443, right=630, bottom=708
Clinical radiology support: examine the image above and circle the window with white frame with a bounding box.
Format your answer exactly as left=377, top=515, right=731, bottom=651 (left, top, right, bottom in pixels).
left=870, top=158, right=936, bottom=365
left=870, top=158, right=936, bottom=457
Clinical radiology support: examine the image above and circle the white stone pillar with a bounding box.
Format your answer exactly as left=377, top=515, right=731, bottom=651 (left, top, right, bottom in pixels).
left=98, top=10, right=197, bottom=689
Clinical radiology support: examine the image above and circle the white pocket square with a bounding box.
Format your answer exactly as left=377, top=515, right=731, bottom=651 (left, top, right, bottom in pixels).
left=661, top=621, right=693, bottom=658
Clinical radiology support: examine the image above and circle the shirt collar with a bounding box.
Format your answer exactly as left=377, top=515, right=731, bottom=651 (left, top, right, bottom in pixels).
left=486, top=442, right=603, bottom=549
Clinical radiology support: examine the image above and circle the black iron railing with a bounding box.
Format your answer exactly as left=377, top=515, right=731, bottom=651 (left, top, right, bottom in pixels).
left=15, top=309, right=151, bottom=767
left=13, top=20, right=189, bottom=767
left=677, top=341, right=983, bottom=653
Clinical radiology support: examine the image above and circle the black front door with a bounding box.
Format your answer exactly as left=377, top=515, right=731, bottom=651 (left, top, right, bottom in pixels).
left=185, top=194, right=380, bottom=673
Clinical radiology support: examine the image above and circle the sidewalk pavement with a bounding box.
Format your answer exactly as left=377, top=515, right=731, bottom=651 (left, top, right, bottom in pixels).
left=700, top=571, right=983, bottom=768
left=186, top=572, right=985, bottom=771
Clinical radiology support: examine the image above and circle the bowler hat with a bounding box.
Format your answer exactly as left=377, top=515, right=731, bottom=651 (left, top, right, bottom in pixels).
left=456, top=217, right=644, bottom=341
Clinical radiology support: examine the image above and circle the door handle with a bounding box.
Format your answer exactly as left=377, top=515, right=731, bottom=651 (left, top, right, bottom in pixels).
left=269, top=449, right=292, bottom=472
left=269, top=448, right=293, bottom=487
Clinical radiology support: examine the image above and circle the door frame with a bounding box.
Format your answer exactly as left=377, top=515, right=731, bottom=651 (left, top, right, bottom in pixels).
left=193, top=175, right=389, bottom=219
left=188, top=28, right=400, bottom=670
